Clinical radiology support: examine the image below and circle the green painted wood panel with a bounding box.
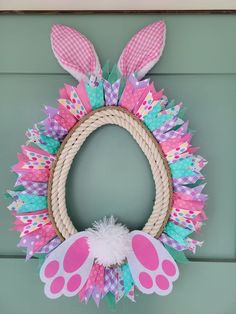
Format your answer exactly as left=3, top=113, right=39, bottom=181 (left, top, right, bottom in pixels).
left=0, top=14, right=236, bottom=313
left=0, top=15, right=236, bottom=74
left=1, top=259, right=236, bottom=314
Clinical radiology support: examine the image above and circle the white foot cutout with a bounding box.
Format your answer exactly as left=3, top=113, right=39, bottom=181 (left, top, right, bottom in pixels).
left=40, top=232, right=94, bottom=299
left=127, top=231, right=179, bottom=296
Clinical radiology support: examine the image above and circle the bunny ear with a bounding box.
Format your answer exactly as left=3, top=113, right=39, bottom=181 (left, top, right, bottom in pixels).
left=118, top=21, right=166, bottom=79
left=51, top=24, right=101, bottom=81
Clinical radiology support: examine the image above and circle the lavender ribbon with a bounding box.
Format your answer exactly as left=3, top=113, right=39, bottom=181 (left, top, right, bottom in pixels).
left=103, top=79, right=120, bottom=105
left=128, top=73, right=150, bottom=88
left=173, top=175, right=203, bottom=188
left=20, top=181, right=48, bottom=196
left=37, top=237, right=61, bottom=254
left=18, top=234, right=40, bottom=260
left=36, top=118, right=68, bottom=141
left=159, top=233, right=186, bottom=251
left=174, top=183, right=208, bottom=201
left=103, top=268, right=118, bottom=295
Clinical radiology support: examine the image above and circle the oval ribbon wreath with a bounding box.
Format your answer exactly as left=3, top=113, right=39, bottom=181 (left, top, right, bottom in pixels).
left=7, top=21, right=208, bottom=305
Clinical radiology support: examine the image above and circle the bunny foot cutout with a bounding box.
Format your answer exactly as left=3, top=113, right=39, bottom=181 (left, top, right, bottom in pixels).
left=127, top=231, right=179, bottom=296
left=40, top=232, right=94, bottom=299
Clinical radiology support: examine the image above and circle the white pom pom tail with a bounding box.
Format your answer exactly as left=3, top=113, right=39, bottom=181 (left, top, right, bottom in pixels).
left=86, top=216, right=131, bottom=267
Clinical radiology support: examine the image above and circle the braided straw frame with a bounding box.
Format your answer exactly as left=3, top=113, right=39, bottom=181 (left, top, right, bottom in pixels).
left=48, top=106, right=173, bottom=241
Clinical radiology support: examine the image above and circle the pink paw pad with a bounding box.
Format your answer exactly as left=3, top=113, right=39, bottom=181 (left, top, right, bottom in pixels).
left=139, top=272, right=153, bottom=289
left=63, top=237, right=89, bottom=273
left=132, top=234, right=159, bottom=271
left=127, top=231, right=179, bottom=296
left=44, top=260, right=59, bottom=278
left=67, top=274, right=82, bottom=292
left=50, top=276, right=65, bottom=294
left=40, top=232, right=94, bottom=299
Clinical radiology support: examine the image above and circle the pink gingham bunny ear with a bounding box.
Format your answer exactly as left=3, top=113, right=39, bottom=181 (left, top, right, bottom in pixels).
left=118, top=21, right=166, bottom=79
left=51, top=24, right=101, bottom=81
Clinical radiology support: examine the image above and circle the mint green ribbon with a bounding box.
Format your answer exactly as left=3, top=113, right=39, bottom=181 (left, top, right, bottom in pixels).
left=164, top=244, right=189, bottom=264
left=107, top=64, right=121, bottom=84
left=166, top=99, right=175, bottom=109
left=144, top=102, right=169, bottom=131
left=37, top=134, right=60, bottom=154
left=104, top=292, right=116, bottom=310
left=17, top=193, right=47, bottom=213
left=102, top=61, right=110, bottom=80
left=164, top=222, right=192, bottom=246
left=178, top=107, right=186, bottom=120
left=102, top=62, right=121, bottom=84
left=122, top=263, right=133, bottom=295
left=35, top=253, right=47, bottom=272
left=170, top=156, right=196, bottom=179
left=118, top=77, right=126, bottom=98
left=5, top=187, right=24, bottom=199
left=86, top=81, right=104, bottom=110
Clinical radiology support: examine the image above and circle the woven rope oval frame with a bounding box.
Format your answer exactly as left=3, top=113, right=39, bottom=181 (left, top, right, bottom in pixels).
left=48, top=106, right=173, bottom=241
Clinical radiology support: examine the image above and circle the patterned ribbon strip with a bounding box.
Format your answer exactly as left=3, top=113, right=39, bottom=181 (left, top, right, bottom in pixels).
left=78, top=263, right=136, bottom=305
left=8, top=198, right=24, bottom=212
left=79, top=263, right=105, bottom=305
left=16, top=170, right=49, bottom=183
left=119, top=74, right=149, bottom=112
left=170, top=157, right=196, bottom=179
left=164, top=222, right=193, bottom=246
left=153, top=113, right=184, bottom=135
left=160, top=120, right=188, bottom=142
left=17, top=224, right=57, bottom=259
left=12, top=146, right=55, bottom=172
left=103, top=267, right=118, bottom=296
left=19, top=181, right=48, bottom=196
left=59, top=81, right=92, bottom=113
left=170, top=207, right=202, bottom=231
left=36, top=117, right=68, bottom=141
left=143, top=96, right=171, bottom=131
left=91, top=265, right=105, bottom=306
left=165, top=142, right=191, bottom=164
left=173, top=175, right=203, bottom=187
left=159, top=233, right=187, bottom=251
left=122, top=263, right=135, bottom=301
left=186, top=238, right=204, bottom=254
left=103, top=79, right=121, bottom=105
left=161, top=133, right=192, bottom=154
left=58, top=87, right=88, bottom=120
left=7, top=190, right=48, bottom=213
left=14, top=193, right=47, bottom=213
left=174, top=184, right=208, bottom=202
left=54, top=104, right=77, bottom=130
left=115, top=267, right=125, bottom=302
left=86, top=80, right=104, bottom=110
left=37, top=237, right=61, bottom=254
left=160, top=103, right=183, bottom=117
left=13, top=209, right=50, bottom=236
left=135, top=87, right=163, bottom=120
left=26, top=129, right=60, bottom=154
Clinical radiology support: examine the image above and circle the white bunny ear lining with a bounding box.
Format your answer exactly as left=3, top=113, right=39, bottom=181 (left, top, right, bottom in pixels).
left=51, top=24, right=101, bottom=81
left=51, top=21, right=166, bottom=81
left=118, top=21, right=166, bottom=79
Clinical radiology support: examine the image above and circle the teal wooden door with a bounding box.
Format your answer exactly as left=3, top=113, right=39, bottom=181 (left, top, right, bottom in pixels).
left=1, top=14, right=236, bottom=314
